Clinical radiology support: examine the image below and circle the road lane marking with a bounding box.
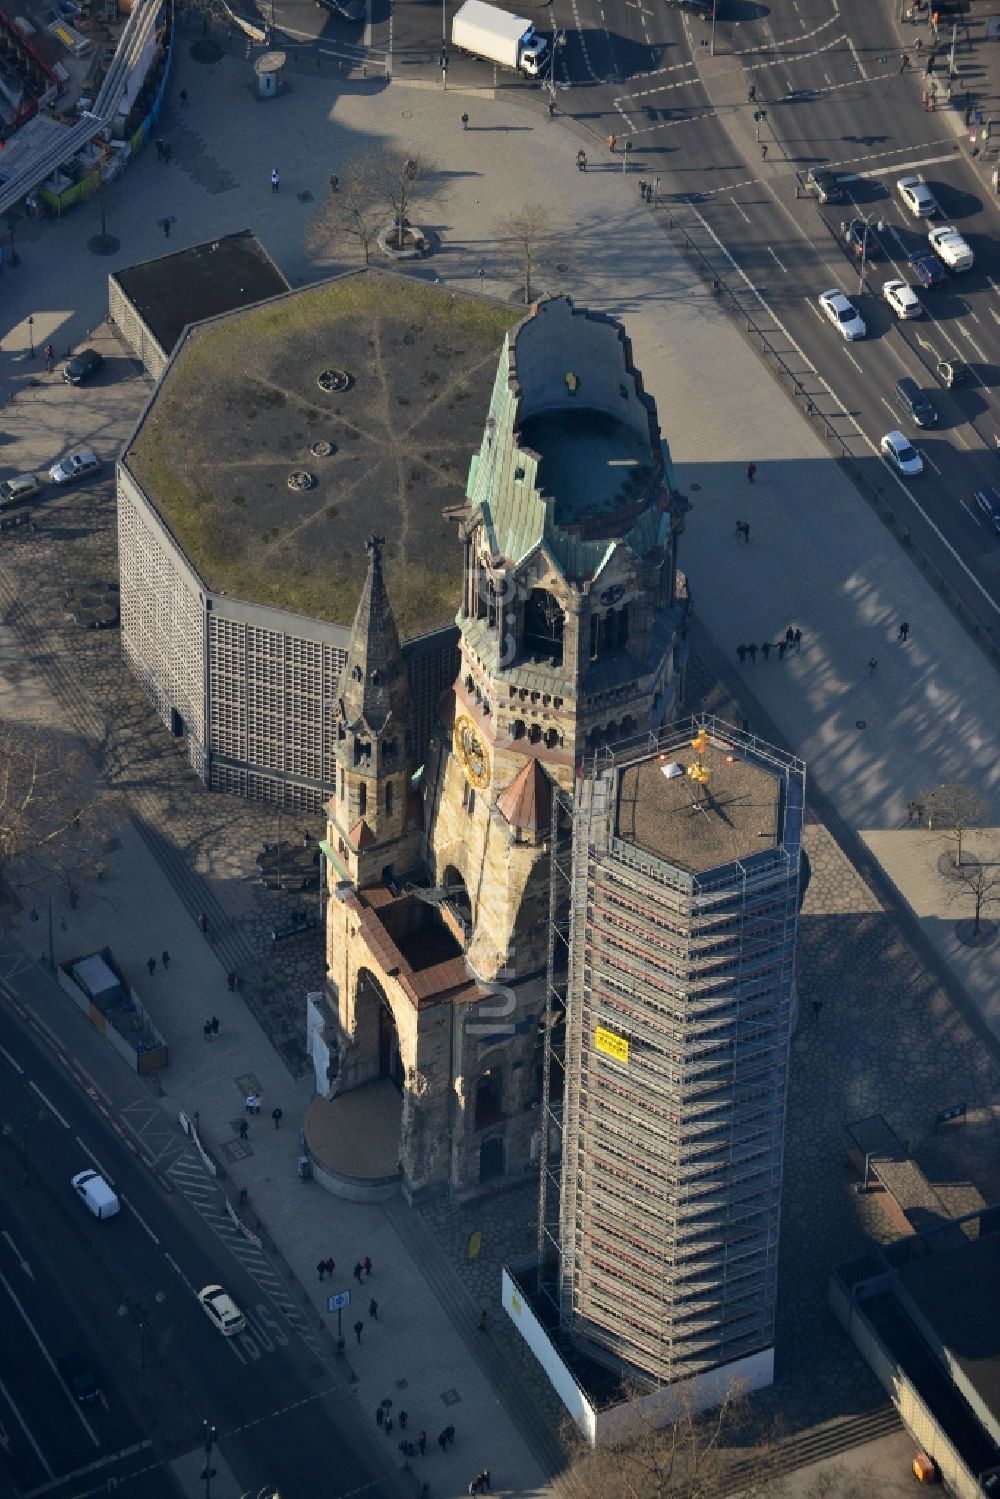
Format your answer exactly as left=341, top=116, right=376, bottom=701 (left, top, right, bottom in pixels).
left=767, top=245, right=788, bottom=272
left=121, top=1196, right=160, bottom=1245
left=729, top=197, right=751, bottom=224
left=1, top=1230, right=34, bottom=1279
left=28, top=1082, right=68, bottom=1129
left=0, top=1268, right=99, bottom=1447
left=921, top=449, right=944, bottom=476
left=0, top=1045, right=23, bottom=1073
left=843, top=151, right=960, bottom=180
left=0, top=1374, right=53, bottom=1478
left=957, top=324, right=988, bottom=362
left=843, top=348, right=863, bottom=374
left=73, top=1139, right=116, bottom=1181
left=846, top=38, right=867, bottom=79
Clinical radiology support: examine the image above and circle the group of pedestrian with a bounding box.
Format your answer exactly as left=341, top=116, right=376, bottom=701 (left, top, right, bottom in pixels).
left=154, top=139, right=174, bottom=163
left=637, top=178, right=655, bottom=203
left=734, top=518, right=751, bottom=544
left=437, top=1425, right=457, bottom=1451
left=737, top=625, right=802, bottom=665
left=203, top=1015, right=221, bottom=1040
left=353, top=1255, right=374, bottom=1281
left=576, top=148, right=587, bottom=172
left=245, top=1092, right=262, bottom=1114
left=146, top=951, right=171, bottom=975
left=906, top=801, right=926, bottom=823
left=316, top=1256, right=336, bottom=1280
left=468, top=1470, right=492, bottom=1493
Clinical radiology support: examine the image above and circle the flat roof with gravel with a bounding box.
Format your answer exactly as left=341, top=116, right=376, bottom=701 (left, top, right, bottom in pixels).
left=123, top=270, right=522, bottom=638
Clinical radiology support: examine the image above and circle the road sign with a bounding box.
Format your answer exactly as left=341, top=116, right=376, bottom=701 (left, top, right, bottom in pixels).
left=328, top=1290, right=351, bottom=1311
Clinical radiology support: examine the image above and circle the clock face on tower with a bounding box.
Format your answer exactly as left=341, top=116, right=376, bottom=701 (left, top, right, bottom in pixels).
left=453, top=715, right=491, bottom=790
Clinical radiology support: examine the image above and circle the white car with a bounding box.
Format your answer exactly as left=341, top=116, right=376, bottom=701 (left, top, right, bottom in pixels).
left=48, top=449, right=100, bottom=486
left=880, top=430, right=924, bottom=476
left=198, top=1284, right=246, bottom=1337
left=0, top=473, right=42, bottom=506
left=882, top=279, right=921, bottom=320
left=897, top=176, right=938, bottom=218
left=926, top=224, right=973, bottom=271
left=818, top=288, right=866, bottom=341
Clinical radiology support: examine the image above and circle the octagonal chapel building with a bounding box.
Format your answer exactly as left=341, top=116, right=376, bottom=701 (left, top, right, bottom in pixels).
left=314, top=295, right=691, bottom=1202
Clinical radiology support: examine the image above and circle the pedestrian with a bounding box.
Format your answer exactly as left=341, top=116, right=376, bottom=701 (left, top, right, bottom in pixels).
left=577, top=148, right=587, bottom=172
left=238, top=1118, right=249, bottom=1141
left=638, top=178, right=648, bottom=200
left=482, top=1471, right=491, bottom=1492
left=742, top=521, right=750, bottom=543
left=147, top=956, right=156, bottom=976
left=319, top=1260, right=328, bottom=1281
left=460, top=112, right=469, bottom=130
left=747, top=461, right=757, bottom=483
left=793, top=627, right=802, bottom=650
left=445, top=1425, right=456, bottom=1445
left=747, top=83, right=756, bottom=103
left=329, top=173, right=339, bottom=192
left=868, top=656, right=878, bottom=675
left=354, top=1261, right=364, bottom=1283
left=245, top=1093, right=256, bottom=1114
left=468, top=1481, right=478, bottom=1496
left=354, top=1320, right=364, bottom=1344
left=965, top=103, right=973, bottom=127
left=155, top=138, right=164, bottom=160
left=439, top=1431, right=448, bottom=1452
left=44, top=342, right=55, bottom=372
left=227, top=971, right=236, bottom=991
left=164, top=143, right=173, bottom=163
left=478, top=1309, right=488, bottom=1331
left=747, top=643, right=757, bottom=663
left=734, top=517, right=744, bottom=540
left=761, top=641, right=772, bottom=661
left=761, top=143, right=768, bottom=160
left=364, top=1255, right=372, bottom=1276
left=898, top=621, right=910, bottom=642
left=162, top=950, right=171, bottom=969
left=199, top=911, right=209, bottom=933
left=179, top=87, right=188, bottom=105
left=737, top=644, right=747, bottom=664
left=812, top=1000, right=822, bottom=1019
left=161, top=217, right=171, bottom=239
left=399, top=1410, right=408, bottom=1429
left=271, top=167, right=280, bottom=191
left=777, top=640, right=788, bottom=661
left=272, top=1106, right=283, bottom=1130
left=418, top=1431, right=427, bottom=1455
left=369, top=1297, right=378, bottom=1320
left=915, top=36, right=923, bottom=53
left=326, top=1256, right=335, bottom=1276
left=907, top=801, right=917, bottom=822
left=384, top=1417, right=393, bottom=1435
left=607, top=133, right=616, bottom=153
left=211, top=1016, right=220, bottom=1036
left=376, top=1405, right=384, bottom=1425
left=547, top=98, right=555, bottom=117
left=204, top=1020, right=213, bottom=1041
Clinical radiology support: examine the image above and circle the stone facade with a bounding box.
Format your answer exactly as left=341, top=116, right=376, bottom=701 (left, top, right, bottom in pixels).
left=323, top=296, right=690, bottom=1202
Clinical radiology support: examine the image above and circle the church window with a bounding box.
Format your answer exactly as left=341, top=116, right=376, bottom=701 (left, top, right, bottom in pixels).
left=523, top=589, right=564, bottom=667
left=544, top=728, right=559, bottom=749
left=358, top=782, right=367, bottom=817
left=512, top=720, right=526, bottom=740
left=528, top=724, right=542, bottom=745
left=514, top=466, right=525, bottom=482
left=339, top=768, right=345, bottom=801
left=616, top=605, right=630, bottom=650
left=385, top=781, right=394, bottom=817
left=475, top=1068, right=504, bottom=1129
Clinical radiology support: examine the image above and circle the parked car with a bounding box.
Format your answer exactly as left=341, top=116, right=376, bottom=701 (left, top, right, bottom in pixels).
left=897, top=175, right=939, bottom=218
left=973, top=485, right=1000, bottom=535
left=895, top=377, right=937, bottom=428
left=48, top=449, right=100, bottom=485
left=880, top=430, right=924, bottom=476
left=198, top=1285, right=246, bottom=1337
left=806, top=167, right=844, bottom=203
left=818, top=288, right=866, bottom=340
left=0, top=473, right=41, bottom=507
left=908, top=252, right=946, bottom=290
left=844, top=218, right=880, bottom=260
left=62, top=349, right=104, bottom=385
left=926, top=224, right=973, bottom=271
left=57, top=1354, right=101, bottom=1404
left=883, top=279, right=921, bottom=319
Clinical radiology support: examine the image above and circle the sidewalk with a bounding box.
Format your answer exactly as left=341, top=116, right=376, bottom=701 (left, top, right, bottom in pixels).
left=0, top=20, right=998, bottom=1496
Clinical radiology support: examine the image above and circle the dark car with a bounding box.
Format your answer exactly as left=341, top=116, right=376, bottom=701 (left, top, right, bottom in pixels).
left=62, top=349, right=104, bottom=386
left=973, top=486, right=1000, bottom=535
left=316, top=0, right=365, bottom=18
left=806, top=168, right=844, bottom=203
left=58, top=1354, right=100, bottom=1404
left=909, top=252, right=946, bottom=289
left=895, top=376, right=937, bottom=429
left=844, top=218, right=880, bottom=259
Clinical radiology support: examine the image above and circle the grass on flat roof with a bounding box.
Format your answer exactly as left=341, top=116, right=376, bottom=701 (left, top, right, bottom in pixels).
left=126, top=270, right=522, bottom=636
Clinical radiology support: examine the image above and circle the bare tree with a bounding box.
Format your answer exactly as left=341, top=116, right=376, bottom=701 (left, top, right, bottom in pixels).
left=493, top=202, right=573, bottom=304
left=920, top=781, right=991, bottom=868
left=948, top=852, right=1000, bottom=936
left=374, top=147, right=439, bottom=251
left=0, top=723, right=117, bottom=896
left=307, top=155, right=383, bottom=268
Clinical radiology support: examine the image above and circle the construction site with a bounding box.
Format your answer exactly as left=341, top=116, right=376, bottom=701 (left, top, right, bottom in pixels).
left=523, top=717, right=805, bottom=1432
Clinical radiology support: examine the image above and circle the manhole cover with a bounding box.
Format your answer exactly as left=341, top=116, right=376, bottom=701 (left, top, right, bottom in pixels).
left=318, top=369, right=352, bottom=393
left=288, top=471, right=315, bottom=491
left=310, top=440, right=335, bottom=458
left=855, top=720, right=867, bottom=729
left=689, top=482, right=701, bottom=491
left=297, top=190, right=314, bottom=204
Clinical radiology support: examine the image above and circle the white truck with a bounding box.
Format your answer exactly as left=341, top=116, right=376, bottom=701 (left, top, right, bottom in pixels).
left=451, top=0, right=549, bottom=76
left=926, top=223, right=974, bottom=271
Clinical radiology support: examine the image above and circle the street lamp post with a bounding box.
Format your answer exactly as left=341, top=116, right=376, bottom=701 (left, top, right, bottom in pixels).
left=858, top=216, right=884, bottom=295
left=547, top=30, right=565, bottom=105
left=118, top=1291, right=166, bottom=1371
left=202, top=1421, right=218, bottom=1499
left=27, top=315, right=34, bottom=358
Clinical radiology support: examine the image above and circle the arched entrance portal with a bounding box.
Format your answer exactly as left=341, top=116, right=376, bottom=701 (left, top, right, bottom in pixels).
left=442, top=864, right=473, bottom=942
left=357, top=968, right=404, bottom=1093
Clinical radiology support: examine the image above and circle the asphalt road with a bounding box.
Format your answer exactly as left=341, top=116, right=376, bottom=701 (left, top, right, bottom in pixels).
left=0, top=996, right=393, bottom=1499
left=265, top=0, right=1000, bottom=646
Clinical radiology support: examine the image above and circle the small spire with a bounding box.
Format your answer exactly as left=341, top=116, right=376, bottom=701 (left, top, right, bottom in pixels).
left=338, top=534, right=412, bottom=739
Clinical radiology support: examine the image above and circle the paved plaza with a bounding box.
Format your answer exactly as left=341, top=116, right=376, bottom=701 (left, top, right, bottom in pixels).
left=0, top=17, right=999, bottom=1496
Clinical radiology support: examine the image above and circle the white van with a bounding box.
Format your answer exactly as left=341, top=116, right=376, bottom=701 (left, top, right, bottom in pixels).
left=71, top=1169, right=120, bottom=1219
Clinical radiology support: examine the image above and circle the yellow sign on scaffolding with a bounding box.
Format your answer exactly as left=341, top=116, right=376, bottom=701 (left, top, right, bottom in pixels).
left=595, top=1025, right=630, bottom=1065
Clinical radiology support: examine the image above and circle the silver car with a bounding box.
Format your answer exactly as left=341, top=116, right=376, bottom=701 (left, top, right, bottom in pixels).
left=48, top=449, right=100, bottom=485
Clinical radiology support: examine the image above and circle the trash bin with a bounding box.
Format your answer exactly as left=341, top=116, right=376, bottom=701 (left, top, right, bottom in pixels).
left=297, top=1155, right=313, bottom=1182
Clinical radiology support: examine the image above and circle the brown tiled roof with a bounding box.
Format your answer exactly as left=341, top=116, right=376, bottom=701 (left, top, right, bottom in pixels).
left=496, top=758, right=552, bottom=832
left=349, top=818, right=376, bottom=850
